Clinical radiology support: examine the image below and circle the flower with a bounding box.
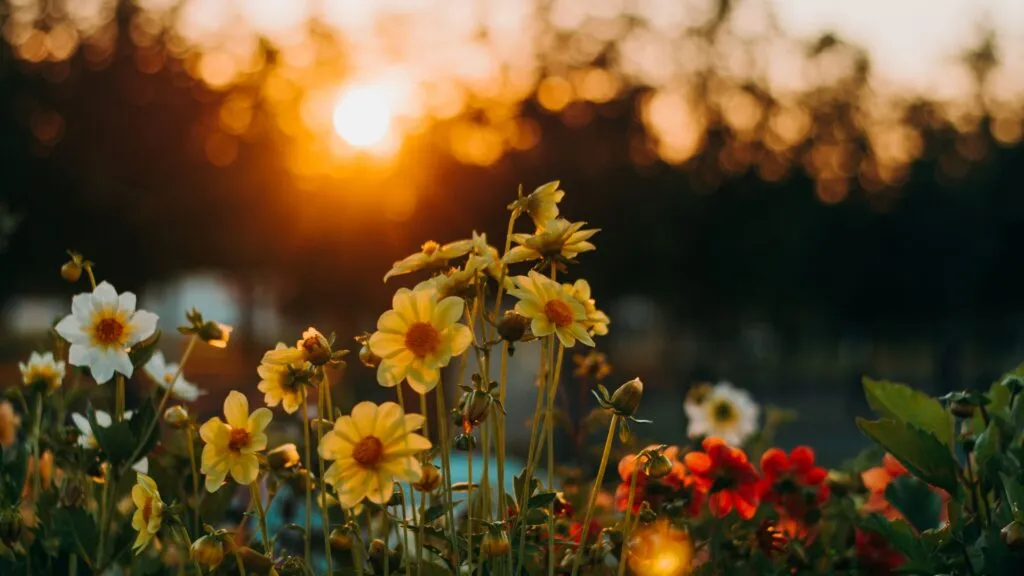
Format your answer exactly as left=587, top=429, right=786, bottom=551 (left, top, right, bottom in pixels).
left=684, top=437, right=761, bottom=519
left=504, top=219, right=599, bottom=265
left=565, top=279, right=610, bottom=336
left=508, top=181, right=565, bottom=227
left=54, top=281, right=159, bottom=384
left=262, top=327, right=332, bottom=366
left=144, top=351, right=203, bottom=401
left=369, top=286, right=473, bottom=394
left=319, top=401, right=431, bottom=508
left=191, top=535, right=225, bottom=569
left=855, top=529, right=906, bottom=574
left=468, top=231, right=509, bottom=284
left=573, top=350, right=612, bottom=380
left=130, top=472, right=163, bottom=553
left=200, top=322, right=232, bottom=348
left=0, top=401, right=21, bottom=449
left=615, top=446, right=702, bottom=516
left=758, top=446, right=829, bottom=522
left=199, top=391, right=272, bottom=492
left=508, top=271, right=594, bottom=347
left=71, top=411, right=149, bottom=473
left=861, top=452, right=949, bottom=523
left=257, top=343, right=310, bottom=414
left=625, top=519, right=695, bottom=576
left=383, top=239, right=473, bottom=282
left=684, top=382, right=759, bottom=446
left=19, top=351, right=65, bottom=392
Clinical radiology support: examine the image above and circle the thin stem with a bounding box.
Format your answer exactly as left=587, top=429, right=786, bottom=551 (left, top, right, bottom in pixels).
left=319, top=374, right=334, bottom=576
left=545, top=344, right=565, bottom=576
left=85, top=265, right=97, bottom=290
left=383, top=506, right=391, bottom=576
left=96, top=465, right=113, bottom=564
left=571, top=415, right=619, bottom=576
left=398, top=486, right=412, bottom=576
left=491, top=211, right=519, bottom=323
left=617, top=462, right=642, bottom=576
left=185, top=425, right=201, bottom=536
left=250, top=481, right=270, bottom=557
left=515, top=337, right=551, bottom=573
left=353, top=511, right=366, bottom=576
left=176, top=525, right=202, bottom=576
left=435, top=386, right=460, bottom=569
left=467, top=444, right=474, bottom=571
left=416, top=488, right=425, bottom=576
left=32, top=393, right=43, bottom=498
left=497, top=341, right=511, bottom=569
left=131, top=334, right=199, bottom=465
left=395, top=390, right=414, bottom=576
left=69, top=554, right=77, bottom=576
left=301, top=391, right=313, bottom=562
left=114, top=374, right=125, bottom=423
left=234, top=549, right=247, bottom=576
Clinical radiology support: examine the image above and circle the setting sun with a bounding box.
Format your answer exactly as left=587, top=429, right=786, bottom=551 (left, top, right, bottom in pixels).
left=332, top=84, right=393, bottom=149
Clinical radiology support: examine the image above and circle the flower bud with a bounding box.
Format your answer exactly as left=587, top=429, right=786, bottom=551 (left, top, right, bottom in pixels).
left=59, top=474, right=88, bottom=508
left=1002, top=521, right=1024, bottom=549
left=267, top=443, right=301, bottom=471
left=358, top=343, right=380, bottom=368
left=481, top=531, right=511, bottom=557
left=199, top=322, right=232, bottom=348
left=637, top=502, right=656, bottom=525
left=235, top=546, right=276, bottom=576
left=60, top=260, right=82, bottom=283
left=950, top=400, right=975, bottom=418
left=276, top=555, right=306, bottom=576
left=413, top=463, right=442, bottom=493
left=454, top=433, right=477, bottom=452
left=497, top=311, right=529, bottom=342
left=368, top=538, right=388, bottom=560
left=191, top=535, right=225, bottom=569
left=461, top=393, right=491, bottom=427
left=163, top=405, right=191, bottom=429
left=644, top=453, right=674, bottom=479
left=610, top=378, right=644, bottom=416
left=329, top=527, right=355, bottom=551
left=0, top=508, right=22, bottom=546
left=300, top=328, right=332, bottom=366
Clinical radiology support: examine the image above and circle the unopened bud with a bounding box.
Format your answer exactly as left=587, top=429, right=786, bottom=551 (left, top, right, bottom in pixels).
left=461, top=393, right=491, bottom=427
left=610, top=378, right=644, bottom=416
left=413, top=463, right=442, bottom=493
left=0, top=509, right=23, bottom=546
left=950, top=400, right=975, bottom=418
left=644, top=453, right=674, bottom=479
left=199, top=322, right=232, bottom=349
left=368, top=538, right=388, bottom=559
left=163, top=405, right=190, bottom=429
left=358, top=343, right=380, bottom=368
left=1002, top=521, right=1024, bottom=549
left=454, top=433, right=477, bottom=452
left=268, top=443, right=301, bottom=471
left=497, top=311, right=529, bottom=342
left=60, top=260, right=82, bottom=283
left=481, top=531, right=510, bottom=557
left=191, top=535, right=225, bottom=569
left=300, top=328, right=332, bottom=366
left=330, top=527, right=355, bottom=551
left=276, top=555, right=306, bottom=576
left=235, top=546, right=276, bottom=576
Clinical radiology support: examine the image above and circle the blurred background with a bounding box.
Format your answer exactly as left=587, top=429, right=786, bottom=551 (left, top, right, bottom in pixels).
left=2, top=0, right=1024, bottom=466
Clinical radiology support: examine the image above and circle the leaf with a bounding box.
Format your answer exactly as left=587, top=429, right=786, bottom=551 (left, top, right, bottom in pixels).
left=974, top=421, right=1003, bottom=479
left=53, top=507, right=98, bottom=555
left=129, top=330, right=162, bottom=368
left=526, top=491, right=558, bottom=510
left=856, top=418, right=959, bottom=494
left=513, top=469, right=541, bottom=508
left=863, top=378, right=954, bottom=447
left=885, top=475, right=943, bottom=532
left=859, top=515, right=927, bottom=563
left=424, top=502, right=459, bottom=524
left=999, top=473, right=1024, bottom=521
left=87, top=404, right=136, bottom=467
left=128, top=395, right=160, bottom=465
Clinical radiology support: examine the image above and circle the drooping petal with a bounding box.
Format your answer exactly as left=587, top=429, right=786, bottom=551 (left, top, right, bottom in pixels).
left=71, top=413, right=92, bottom=436
left=113, top=349, right=133, bottom=379
left=89, top=348, right=118, bottom=384
left=223, top=391, right=250, bottom=429
left=229, top=454, right=260, bottom=486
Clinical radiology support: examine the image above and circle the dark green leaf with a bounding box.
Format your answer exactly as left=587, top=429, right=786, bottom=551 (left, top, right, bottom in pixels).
left=859, top=515, right=925, bottom=562
left=526, top=491, right=558, bottom=510
left=999, top=473, right=1024, bottom=521
left=424, top=502, right=459, bottom=524
left=885, top=475, right=943, bottom=532
left=863, top=378, right=954, bottom=447
left=87, top=404, right=136, bottom=467
left=129, top=330, right=162, bottom=368
left=53, top=507, right=98, bottom=555
left=513, top=469, right=540, bottom=508
left=974, top=421, right=1003, bottom=479
left=856, top=418, right=959, bottom=494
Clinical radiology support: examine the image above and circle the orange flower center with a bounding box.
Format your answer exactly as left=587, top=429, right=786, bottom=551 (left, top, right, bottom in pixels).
left=421, top=241, right=440, bottom=255
left=405, top=322, right=440, bottom=357
left=544, top=299, right=574, bottom=328
left=94, top=317, right=125, bottom=345
left=353, top=436, right=385, bottom=467
left=228, top=427, right=250, bottom=452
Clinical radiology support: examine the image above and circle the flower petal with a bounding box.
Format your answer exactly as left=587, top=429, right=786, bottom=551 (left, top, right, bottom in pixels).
left=431, top=296, right=465, bottom=328
left=92, top=281, right=118, bottom=309
left=229, top=454, right=259, bottom=485
left=350, top=402, right=378, bottom=437
left=447, top=324, right=472, bottom=357
left=56, top=315, right=88, bottom=344
left=128, top=311, right=159, bottom=344
left=118, top=292, right=137, bottom=314
left=405, top=363, right=440, bottom=394
left=199, top=417, right=229, bottom=445
left=377, top=358, right=407, bottom=388
left=369, top=331, right=407, bottom=359
left=247, top=407, right=273, bottom=435
left=223, top=391, right=249, bottom=429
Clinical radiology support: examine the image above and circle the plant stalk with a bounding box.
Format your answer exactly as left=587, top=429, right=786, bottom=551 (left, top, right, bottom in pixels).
left=571, top=414, right=620, bottom=576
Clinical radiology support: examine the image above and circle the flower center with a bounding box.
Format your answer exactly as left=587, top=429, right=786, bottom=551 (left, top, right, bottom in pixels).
left=421, top=240, right=440, bottom=255
left=352, top=436, right=385, bottom=467
left=544, top=299, right=574, bottom=328
left=228, top=427, right=250, bottom=452
left=404, top=322, right=440, bottom=357
left=93, top=317, right=125, bottom=345
left=710, top=400, right=736, bottom=424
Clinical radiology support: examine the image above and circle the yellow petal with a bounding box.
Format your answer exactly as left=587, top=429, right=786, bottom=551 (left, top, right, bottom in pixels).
left=391, top=288, right=418, bottom=326
left=247, top=407, right=273, bottom=435
left=410, top=288, right=435, bottom=323
left=368, top=331, right=407, bottom=358
left=376, top=357, right=407, bottom=388
left=405, top=363, right=440, bottom=395
left=349, top=402, right=378, bottom=437
left=531, top=317, right=554, bottom=338
left=385, top=432, right=431, bottom=457
left=229, top=454, right=259, bottom=486
left=199, top=417, right=229, bottom=446
left=447, top=324, right=472, bottom=357
left=376, top=310, right=408, bottom=335
left=223, top=391, right=249, bottom=429
left=431, top=296, right=465, bottom=328
left=372, top=402, right=406, bottom=443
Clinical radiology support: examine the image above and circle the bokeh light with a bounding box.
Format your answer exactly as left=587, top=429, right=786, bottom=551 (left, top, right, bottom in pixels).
left=332, top=84, right=395, bottom=151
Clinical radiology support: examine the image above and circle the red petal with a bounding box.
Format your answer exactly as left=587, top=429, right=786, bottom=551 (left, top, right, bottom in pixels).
left=760, top=448, right=790, bottom=480
left=733, top=491, right=759, bottom=519
left=882, top=453, right=908, bottom=476
left=684, top=451, right=713, bottom=476
left=801, top=466, right=828, bottom=485
left=789, top=446, right=815, bottom=472
left=709, top=491, right=732, bottom=517
left=618, top=454, right=638, bottom=482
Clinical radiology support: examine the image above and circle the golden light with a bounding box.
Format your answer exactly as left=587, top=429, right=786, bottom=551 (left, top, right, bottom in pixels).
left=332, top=84, right=395, bottom=151
left=626, top=519, right=694, bottom=576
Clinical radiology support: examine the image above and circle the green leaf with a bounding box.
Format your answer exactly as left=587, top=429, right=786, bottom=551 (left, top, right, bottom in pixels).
left=87, top=404, right=136, bottom=467
left=52, top=507, right=98, bottom=556
left=129, top=330, right=162, bottom=368
left=513, top=469, right=540, bottom=509
left=885, top=475, right=943, bottom=532
left=859, top=515, right=925, bottom=561
left=863, top=378, right=954, bottom=447
left=999, top=473, right=1024, bottom=521
left=128, top=396, right=160, bottom=464
left=526, top=491, right=558, bottom=510
left=856, top=418, right=959, bottom=494
left=974, top=421, right=1003, bottom=478
left=424, top=502, right=460, bottom=524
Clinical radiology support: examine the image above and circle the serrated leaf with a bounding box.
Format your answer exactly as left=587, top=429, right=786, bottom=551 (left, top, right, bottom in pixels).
left=885, top=475, right=943, bottom=532
left=856, top=418, right=959, bottom=494
left=863, top=378, right=954, bottom=447
left=513, top=469, right=541, bottom=508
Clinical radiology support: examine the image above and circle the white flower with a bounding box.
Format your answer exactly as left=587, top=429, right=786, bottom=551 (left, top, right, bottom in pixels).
left=145, top=351, right=203, bottom=402
left=55, top=281, right=159, bottom=384
left=684, top=382, right=759, bottom=446
left=71, top=410, right=149, bottom=473
left=19, top=351, right=66, bottom=392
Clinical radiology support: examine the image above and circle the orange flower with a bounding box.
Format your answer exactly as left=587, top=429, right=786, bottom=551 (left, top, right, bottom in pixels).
left=615, top=446, right=703, bottom=516
left=759, top=446, right=830, bottom=521
left=684, top=437, right=760, bottom=519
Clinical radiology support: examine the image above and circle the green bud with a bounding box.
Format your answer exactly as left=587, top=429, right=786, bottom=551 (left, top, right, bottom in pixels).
left=610, top=378, right=644, bottom=416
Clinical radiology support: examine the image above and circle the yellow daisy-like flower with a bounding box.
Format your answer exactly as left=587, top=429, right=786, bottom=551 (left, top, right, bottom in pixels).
left=257, top=343, right=309, bottom=414
left=319, top=401, right=431, bottom=508
left=368, top=286, right=473, bottom=394
left=504, top=219, right=599, bottom=265
left=200, top=391, right=272, bottom=492
left=130, top=472, right=164, bottom=553
left=565, top=279, right=610, bottom=336
left=383, top=239, right=474, bottom=282
left=509, top=271, right=594, bottom=347
left=507, top=181, right=565, bottom=227
left=262, top=327, right=332, bottom=366
left=19, top=351, right=65, bottom=392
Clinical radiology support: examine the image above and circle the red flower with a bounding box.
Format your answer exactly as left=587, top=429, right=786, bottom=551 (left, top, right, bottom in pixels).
left=569, top=519, right=602, bottom=544
left=615, top=446, right=703, bottom=516
left=684, top=437, right=760, bottom=519
left=855, top=529, right=906, bottom=575
left=759, top=446, right=830, bottom=522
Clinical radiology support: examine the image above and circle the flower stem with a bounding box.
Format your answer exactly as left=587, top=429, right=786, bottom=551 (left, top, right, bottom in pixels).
left=571, top=414, right=619, bottom=576
left=85, top=265, right=97, bottom=290
left=301, top=391, right=314, bottom=563
left=395, top=390, right=414, bottom=576
left=497, top=341, right=509, bottom=526
left=234, top=549, right=247, bottom=576
left=250, top=481, right=270, bottom=557
left=353, top=510, right=366, bottom=576
left=466, top=443, right=474, bottom=571
left=185, top=425, right=201, bottom=536
left=515, top=336, right=551, bottom=573
left=545, top=344, right=565, bottom=576
left=175, top=525, right=202, bottom=576
left=435, top=385, right=460, bottom=569
left=131, top=334, right=199, bottom=466
left=491, top=210, right=519, bottom=323
left=32, top=393, right=43, bottom=498
left=319, top=374, right=334, bottom=576
left=114, top=374, right=125, bottom=423
left=616, top=462, right=642, bottom=576
left=417, top=393, right=429, bottom=576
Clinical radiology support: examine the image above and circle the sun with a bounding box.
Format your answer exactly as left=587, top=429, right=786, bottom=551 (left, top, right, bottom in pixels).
left=332, top=84, right=394, bottom=149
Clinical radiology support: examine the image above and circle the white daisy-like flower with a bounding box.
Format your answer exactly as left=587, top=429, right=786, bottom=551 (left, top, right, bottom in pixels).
left=19, top=351, right=66, bottom=392
left=684, top=381, right=759, bottom=446
left=55, top=281, right=159, bottom=384
left=145, top=351, right=203, bottom=402
left=71, top=410, right=149, bottom=473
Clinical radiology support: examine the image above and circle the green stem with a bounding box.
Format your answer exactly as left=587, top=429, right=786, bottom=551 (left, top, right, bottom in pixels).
left=435, top=385, right=460, bottom=569
left=85, top=265, right=97, bottom=290
left=353, top=511, right=366, bottom=576
left=545, top=344, right=565, bottom=576
left=69, top=554, right=77, bottom=576
left=301, top=390, right=313, bottom=563
left=417, top=393, right=429, bottom=576
left=250, top=482, right=270, bottom=557
left=466, top=444, right=474, bottom=571
left=185, top=425, right=201, bottom=536
left=491, top=210, right=519, bottom=322
left=96, top=465, right=114, bottom=565
left=32, top=393, right=43, bottom=498
left=515, top=337, right=550, bottom=573
left=319, top=374, right=334, bottom=576
left=383, top=507, right=391, bottom=576
left=234, top=549, right=247, bottom=576
left=114, top=374, right=125, bottom=423
left=395, top=390, right=414, bottom=576
left=617, top=462, right=642, bottom=576
left=571, top=415, right=619, bottom=576
left=130, top=334, right=199, bottom=466
left=176, top=525, right=202, bottom=576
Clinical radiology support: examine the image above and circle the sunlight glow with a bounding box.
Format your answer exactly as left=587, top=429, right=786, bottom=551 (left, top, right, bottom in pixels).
left=332, top=84, right=394, bottom=150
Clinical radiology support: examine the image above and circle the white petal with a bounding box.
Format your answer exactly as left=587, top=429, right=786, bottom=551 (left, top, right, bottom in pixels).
left=89, top=349, right=117, bottom=384
left=113, top=349, right=134, bottom=378
left=56, top=315, right=88, bottom=345
left=68, top=344, right=91, bottom=367
left=71, top=413, right=91, bottom=435
left=92, top=282, right=118, bottom=309
left=94, top=411, right=112, bottom=427
left=132, top=458, right=149, bottom=474
left=118, top=292, right=137, bottom=314
left=128, top=311, right=159, bottom=344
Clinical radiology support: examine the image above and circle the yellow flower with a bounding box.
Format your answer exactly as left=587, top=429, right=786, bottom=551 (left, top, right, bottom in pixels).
left=565, top=279, right=610, bottom=336
left=262, top=327, right=331, bottom=366
left=257, top=343, right=309, bottom=414
left=131, top=473, right=164, bottom=553
left=504, top=219, right=598, bottom=265
left=19, top=351, right=65, bottom=392
left=200, top=391, right=272, bottom=492
left=507, top=181, right=565, bottom=227
left=383, top=239, right=473, bottom=282
left=319, top=401, right=431, bottom=508
left=368, top=286, right=473, bottom=394
left=508, top=271, right=594, bottom=347
left=468, top=231, right=511, bottom=285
